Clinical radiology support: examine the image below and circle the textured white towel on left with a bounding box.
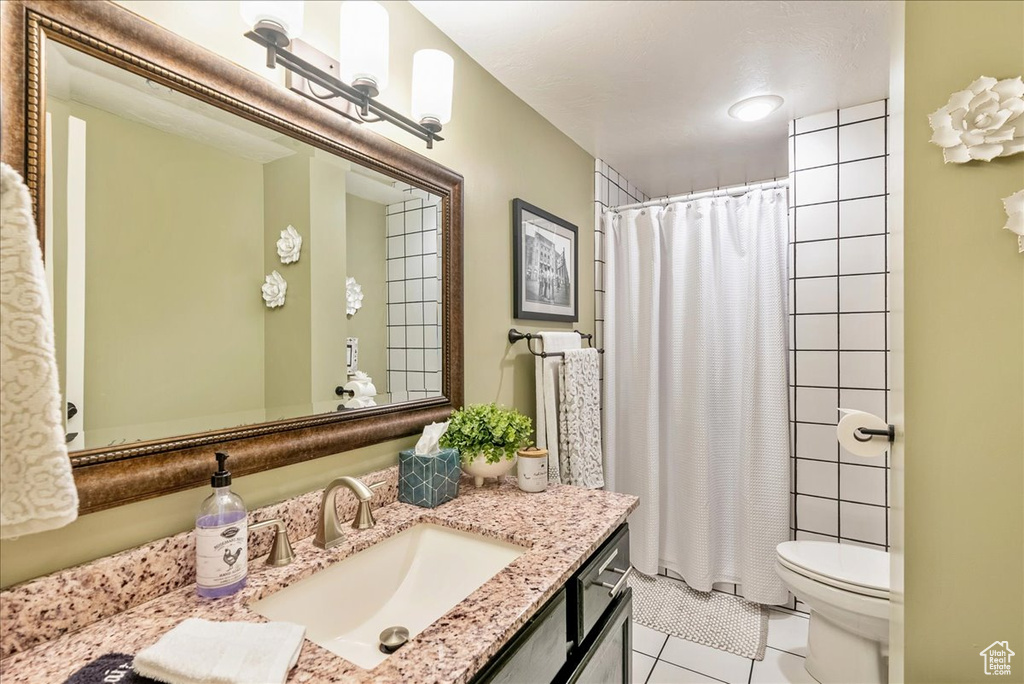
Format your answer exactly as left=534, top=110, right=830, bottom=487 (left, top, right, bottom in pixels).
left=133, top=618, right=306, bottom=684
left=0, top=163, right=78, bottom=539
left=534, top=332, right=581, bottom=483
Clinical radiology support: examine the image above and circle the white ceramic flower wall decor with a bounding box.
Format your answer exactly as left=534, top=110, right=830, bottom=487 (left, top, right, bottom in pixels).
left=262, top=271, right=287, bottom=308
left=276, top=225, right=303, bottom=264
left=346, top=277, right=364, bottom=317
left=928, top=76, right=1024, bottom=163
left=1003, top=189, right=1024, bottom=253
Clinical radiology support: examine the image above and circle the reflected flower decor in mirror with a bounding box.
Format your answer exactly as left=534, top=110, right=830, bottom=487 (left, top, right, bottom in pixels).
left=276, top=224, right=303, bottom=264
left=346, top=277, right=363, bottom=316
left=262, top=271, right=288, bottom=308
left=928, top=76, right=1024, bottom=163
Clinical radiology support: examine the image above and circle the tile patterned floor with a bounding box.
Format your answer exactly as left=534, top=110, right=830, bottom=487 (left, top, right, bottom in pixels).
left=633, top=608, right=815, bottom=684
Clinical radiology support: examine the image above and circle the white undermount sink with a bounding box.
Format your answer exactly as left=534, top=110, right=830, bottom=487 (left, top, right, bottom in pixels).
left=250, top=523, right=526, bottom=670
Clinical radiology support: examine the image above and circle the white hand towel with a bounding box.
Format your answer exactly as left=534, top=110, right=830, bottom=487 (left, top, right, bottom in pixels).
left=0, top=163, right=79, bottom=539
left=133, top=618, right=306, bottom=684
left=534, top=332, right=581, bottom=483
left=558, top=348, right=605, bottom=489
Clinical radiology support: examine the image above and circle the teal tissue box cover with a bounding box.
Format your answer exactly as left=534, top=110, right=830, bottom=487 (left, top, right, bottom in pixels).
left=399, top=447, right=460, bottom=508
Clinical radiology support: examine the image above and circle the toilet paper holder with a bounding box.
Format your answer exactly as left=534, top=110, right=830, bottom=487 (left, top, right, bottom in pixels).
left=854, top=425, right=895, bottom=443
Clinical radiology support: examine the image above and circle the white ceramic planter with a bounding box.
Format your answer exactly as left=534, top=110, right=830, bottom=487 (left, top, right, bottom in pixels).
left=461, top=453, right=517, bottom=487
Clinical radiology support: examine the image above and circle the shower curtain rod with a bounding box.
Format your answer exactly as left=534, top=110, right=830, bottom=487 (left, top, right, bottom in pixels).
left=612, top=177, right=789, bottom=212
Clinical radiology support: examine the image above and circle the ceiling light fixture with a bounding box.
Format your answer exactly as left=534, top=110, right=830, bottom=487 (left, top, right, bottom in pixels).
left=728, top=95, right=784, bottom=122
left=241, top=1, right=453, bottom=149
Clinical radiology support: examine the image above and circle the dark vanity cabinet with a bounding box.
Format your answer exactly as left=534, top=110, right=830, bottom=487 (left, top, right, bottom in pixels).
left=472, top=524, right=632, bottom=684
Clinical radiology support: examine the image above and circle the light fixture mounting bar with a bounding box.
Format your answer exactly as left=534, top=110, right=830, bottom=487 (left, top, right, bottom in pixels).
left=244, top=30, right=444, bottom=149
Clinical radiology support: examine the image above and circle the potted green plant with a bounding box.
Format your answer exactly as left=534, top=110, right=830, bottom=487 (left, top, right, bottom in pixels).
left=440, top=403, right=533, bottom=486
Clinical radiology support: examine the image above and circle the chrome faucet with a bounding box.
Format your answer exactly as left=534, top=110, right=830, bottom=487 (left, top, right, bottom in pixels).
left=314, top=476, right=384, bottom=549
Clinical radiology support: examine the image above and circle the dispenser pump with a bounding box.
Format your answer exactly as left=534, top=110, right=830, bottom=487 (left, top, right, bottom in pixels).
left=211, top=452, right=232, bottom=488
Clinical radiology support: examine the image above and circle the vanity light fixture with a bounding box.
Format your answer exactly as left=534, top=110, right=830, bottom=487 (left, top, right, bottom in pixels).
left=241, top=0, right=453, bottom=149
left=412, top=49, right=455, bottom=134
left=240, top=0, right=304, bottom=53
left=339, top=0, right=389, bottom=98
left=728, top=94, right=784, bottom=122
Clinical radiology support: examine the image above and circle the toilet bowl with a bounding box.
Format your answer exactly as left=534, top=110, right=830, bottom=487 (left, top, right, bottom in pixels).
left=775, top=541, right=890, bottom=684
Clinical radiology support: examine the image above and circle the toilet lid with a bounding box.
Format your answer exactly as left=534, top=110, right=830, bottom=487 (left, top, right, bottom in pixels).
left=777, top=541, right=890, bottom=597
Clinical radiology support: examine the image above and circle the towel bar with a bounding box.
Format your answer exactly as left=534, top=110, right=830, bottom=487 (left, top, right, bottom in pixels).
left=507, top=328, right=605, bottom=358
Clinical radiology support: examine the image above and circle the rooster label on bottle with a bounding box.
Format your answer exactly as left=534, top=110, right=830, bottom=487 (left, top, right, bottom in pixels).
left=196, top=519, right=247, bottom=590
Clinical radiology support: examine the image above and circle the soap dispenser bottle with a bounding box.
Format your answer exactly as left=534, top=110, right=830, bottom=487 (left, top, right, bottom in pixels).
left=196, top=452, right=247, bottom=598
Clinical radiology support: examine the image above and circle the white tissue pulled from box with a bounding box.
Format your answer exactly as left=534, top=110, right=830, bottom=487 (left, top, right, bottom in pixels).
left=415, top=421, right=450, bottom=456
left=836, top=408, right=889, bottom=459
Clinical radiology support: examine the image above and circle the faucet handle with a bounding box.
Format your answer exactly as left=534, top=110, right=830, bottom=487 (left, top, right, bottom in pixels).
left=352, top=481, right=386, bottom=530
left=249, top=518, right=295, bottom=567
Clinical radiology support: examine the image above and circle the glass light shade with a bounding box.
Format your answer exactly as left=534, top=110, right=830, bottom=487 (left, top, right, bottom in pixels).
left=339, top=1, right=390, bottom=92
left=728, top=94, right=784, bottom=122
left=411, top=49, right=454, bottom=126
left=240, top=0, right=304, bottom=38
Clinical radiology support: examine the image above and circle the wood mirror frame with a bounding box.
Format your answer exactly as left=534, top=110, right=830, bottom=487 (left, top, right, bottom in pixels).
left=0, top=0, right=464, bottom=514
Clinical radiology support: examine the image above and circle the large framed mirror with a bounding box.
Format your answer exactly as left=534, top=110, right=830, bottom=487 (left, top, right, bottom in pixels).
left=0, top=0, right=463, bottom=513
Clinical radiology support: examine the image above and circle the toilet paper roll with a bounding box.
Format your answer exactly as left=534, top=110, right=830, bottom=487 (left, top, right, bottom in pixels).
left=836, top=408, right=889, bottom=459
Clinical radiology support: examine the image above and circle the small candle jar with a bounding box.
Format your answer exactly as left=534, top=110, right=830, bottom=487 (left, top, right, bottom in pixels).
left=516, top=446, right=548, bottom=493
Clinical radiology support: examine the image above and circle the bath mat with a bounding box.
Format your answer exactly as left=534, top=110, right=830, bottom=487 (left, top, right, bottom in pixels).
left=629, top=570, right=769, bottom=660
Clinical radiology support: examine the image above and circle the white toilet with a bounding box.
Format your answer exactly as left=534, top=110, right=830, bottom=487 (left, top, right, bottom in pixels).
left=775, top=541, right=891, bottom=684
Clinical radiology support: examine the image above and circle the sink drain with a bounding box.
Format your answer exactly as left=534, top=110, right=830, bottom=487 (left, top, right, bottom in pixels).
left=379, top=626, right=410, bottom=654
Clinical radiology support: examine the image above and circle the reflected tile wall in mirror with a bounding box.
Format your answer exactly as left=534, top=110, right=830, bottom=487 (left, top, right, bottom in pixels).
left=385, top=185, right=444, bottom=402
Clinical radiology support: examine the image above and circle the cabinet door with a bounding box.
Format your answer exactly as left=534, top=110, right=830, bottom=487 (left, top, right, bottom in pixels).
left=472, top=588, right=569, bottom=684
left=564, top=588, right=632, bottom=684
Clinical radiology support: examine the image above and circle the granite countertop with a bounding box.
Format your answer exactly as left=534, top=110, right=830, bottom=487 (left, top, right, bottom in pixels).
left=0, top=478, right=637, bottom=683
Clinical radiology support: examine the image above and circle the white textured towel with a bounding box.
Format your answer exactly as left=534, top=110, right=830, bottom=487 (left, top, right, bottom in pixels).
left=133, top=618, right=306, bottom=684
left=534, top=331, right=581, bottom=482
left=558, top=348, right=605, bottom=489
left=0, top=163, right=79, bottom=539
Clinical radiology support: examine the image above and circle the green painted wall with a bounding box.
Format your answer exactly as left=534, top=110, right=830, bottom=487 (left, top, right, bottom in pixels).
left=903, top=2, right=1024, bottom=681
left=345, top=195, right=389, bottom=392
left=0, top=0, right=593, bottom=587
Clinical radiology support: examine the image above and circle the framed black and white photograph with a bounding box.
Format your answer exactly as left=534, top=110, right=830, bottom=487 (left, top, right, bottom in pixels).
left=512, top=198, right=578, bottom=322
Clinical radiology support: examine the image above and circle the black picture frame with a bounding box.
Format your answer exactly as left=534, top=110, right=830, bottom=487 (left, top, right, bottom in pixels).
left=512, top=198, right=579, bottom=323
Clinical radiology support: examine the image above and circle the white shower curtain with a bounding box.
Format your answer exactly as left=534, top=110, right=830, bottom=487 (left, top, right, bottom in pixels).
left=603, top=188, right=790, bottom=605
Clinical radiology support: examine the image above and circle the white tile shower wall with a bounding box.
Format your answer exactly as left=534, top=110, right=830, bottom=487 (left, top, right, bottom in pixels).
left=385, top=185, right=443, bottom=403
left=593, top=159, right=649, bottom=352
left=789, top=101, right=890, bottom=562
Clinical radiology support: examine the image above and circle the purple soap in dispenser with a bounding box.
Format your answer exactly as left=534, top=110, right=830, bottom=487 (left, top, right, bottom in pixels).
left=196, top=452, right=247, bottom=598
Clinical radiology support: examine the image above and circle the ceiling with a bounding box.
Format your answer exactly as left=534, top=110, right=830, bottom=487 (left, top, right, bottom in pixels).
left=410, top=1, right=891, bottom=197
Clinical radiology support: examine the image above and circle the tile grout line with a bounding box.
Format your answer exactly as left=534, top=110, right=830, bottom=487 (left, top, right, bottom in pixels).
left=883, top=99, right=891, bottom=551
left=643, top=630, right=671, bottom=684
left=652, top=658, right=733, bottom=684
left=790, top=125, right=799, bottom=548
left=766, top=644, right=808, bottom=659
left=835, top=119, right=843, bottom=539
